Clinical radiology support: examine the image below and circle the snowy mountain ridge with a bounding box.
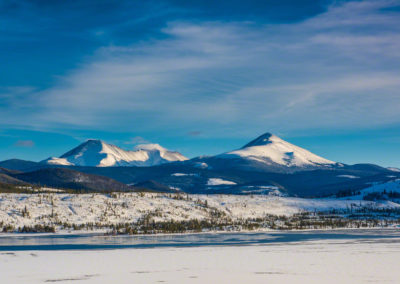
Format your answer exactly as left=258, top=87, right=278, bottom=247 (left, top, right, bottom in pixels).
left=42, top=139, right=188, bottom=167
left=219, top=132, right=336, bottom=169
left=42, top=132, right=338, bottom=170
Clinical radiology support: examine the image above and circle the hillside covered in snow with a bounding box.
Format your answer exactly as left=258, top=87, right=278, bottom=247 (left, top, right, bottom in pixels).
left=225, top=133, right=336, bottom=168
left=42, top=140, right=188, bottom=167
left=1, top=190, right=400, bottom=234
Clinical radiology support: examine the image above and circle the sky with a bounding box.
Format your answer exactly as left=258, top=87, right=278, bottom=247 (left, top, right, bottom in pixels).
left=1, top=0, right=400, bottom=167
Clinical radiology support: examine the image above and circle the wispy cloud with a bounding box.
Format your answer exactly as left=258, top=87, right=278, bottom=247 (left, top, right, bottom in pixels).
left=124, top=136, right=152, bottom=145
left=2, top=0, right=400, bottom=137
left=14, top=140, right=35, bottom=147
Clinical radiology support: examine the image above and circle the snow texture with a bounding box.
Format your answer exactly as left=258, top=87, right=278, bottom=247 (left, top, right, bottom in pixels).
left=336, top=179, right=400, bottom=200
left=42, top=140, right=188, bottom=167
left=171, top=173, right=198, bottom=177
left=207, top=178, right=237, bottom=186
left=337, top=175, right=359, bottom=179
left=224, top=133, right=335, bottom=168
left=1, top=192, right=398, bottom=230
left=2, top=231, right=400, bottom=283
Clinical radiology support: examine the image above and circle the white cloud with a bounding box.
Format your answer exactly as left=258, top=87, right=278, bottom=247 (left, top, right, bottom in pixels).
left=124, top=136, right=151, bottom=145
left=3, top=0, right=400, bottom=137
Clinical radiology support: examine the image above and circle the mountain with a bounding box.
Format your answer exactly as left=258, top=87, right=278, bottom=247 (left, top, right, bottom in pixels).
left=0, top=159, right=41, bottom=171
left=1, top=132, right=398, bottom=197
left=66, top=133, right=395, bottom=196
left=0, top=167, right=22, bottom=175
left=11, top=168, right=134, bottom=192
left=0, top=167, right=26, bottom=185
left=190, top=133, right=339, bottom=173
left=71, top=159, right=396, bottom=197
left=42, top=139, right=188, bottom=167
left=226, top=133, right=335, bottom=167
left=0, top=173, right=26, bottom=185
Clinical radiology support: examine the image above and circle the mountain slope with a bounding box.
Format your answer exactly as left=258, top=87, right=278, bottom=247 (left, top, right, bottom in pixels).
left=11, top=168, right=133, bottom=192
left=66, top=132, right=396, bottom=196
left=42, top=139, right=188, bottom=167
left=0, top=173, right=27, bottom=185
left=226, top=133, right=335, bottom=167
left=1, top=132, right=397, bottom=197
left=0, top=159, right=41, bottom=171
left=191, top=133, right=339, bottom=173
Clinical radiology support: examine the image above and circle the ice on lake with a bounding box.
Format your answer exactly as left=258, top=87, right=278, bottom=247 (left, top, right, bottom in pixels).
left=1, top=229, right=400, bottom=283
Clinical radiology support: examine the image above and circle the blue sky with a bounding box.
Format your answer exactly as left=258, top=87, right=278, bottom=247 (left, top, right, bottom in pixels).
left=1, top=0, right=400, bottom=167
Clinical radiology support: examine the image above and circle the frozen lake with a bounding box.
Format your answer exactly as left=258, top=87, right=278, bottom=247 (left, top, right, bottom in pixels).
left=1, top=229, right=400, bottom=283
left=1, top=229, right=400, bottom=250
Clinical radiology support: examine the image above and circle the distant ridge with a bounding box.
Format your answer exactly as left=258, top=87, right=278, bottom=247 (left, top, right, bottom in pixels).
left=12, top=168, right=133, bottom=192
left=0, top=132, right=398, bottom=197
left=41, top=139, right=188, bottom=167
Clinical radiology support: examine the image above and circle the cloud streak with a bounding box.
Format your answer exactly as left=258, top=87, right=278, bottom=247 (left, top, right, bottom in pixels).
left=14, top=140, right=35, bottom=147
left=2, top=0, right=400, bottom=137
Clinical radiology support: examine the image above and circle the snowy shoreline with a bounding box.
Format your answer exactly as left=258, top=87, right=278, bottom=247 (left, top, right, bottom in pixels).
left=1, top=191, right=400, bottom=234
left=2, top=226, right=400, bottom=238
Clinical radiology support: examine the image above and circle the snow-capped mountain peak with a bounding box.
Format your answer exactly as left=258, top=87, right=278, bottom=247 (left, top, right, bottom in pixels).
left=42, top=140, right=188, bottom=167
left=134, top=143, right=167, bottom=152
left=241, top=132, right=280, bottom=148
left=223, top=132, right=336, bottom=168
left=134, top=143, right=188, bottom=165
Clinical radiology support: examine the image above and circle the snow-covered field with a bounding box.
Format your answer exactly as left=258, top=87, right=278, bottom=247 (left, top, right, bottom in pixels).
left=336, top=179, right=400, bottom=200
left=1, top=192, right=399, bottom=232
left=1, top=231, right=400, bottom=283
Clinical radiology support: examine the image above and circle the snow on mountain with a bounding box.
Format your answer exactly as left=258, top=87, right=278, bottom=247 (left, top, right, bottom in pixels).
left=221, top=133, right=336, bottom=168
left=207, top=178, right=237, bottom=186
left=334, top=178, right=400, bottom=200
left=44, top=157, right=73, bottom=166
left=42, top=139, right=188, bottom=167
left=362, top=179, right=400, bottom=194
left=337, top=175, right=359, bottom=179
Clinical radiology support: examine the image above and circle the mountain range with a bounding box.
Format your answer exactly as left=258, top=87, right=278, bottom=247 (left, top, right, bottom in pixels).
left=42, top=139, right=188, bottom=167
left=188, top=133, right=341, bottom=173
left=1, top=132, right=398, bottom=197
